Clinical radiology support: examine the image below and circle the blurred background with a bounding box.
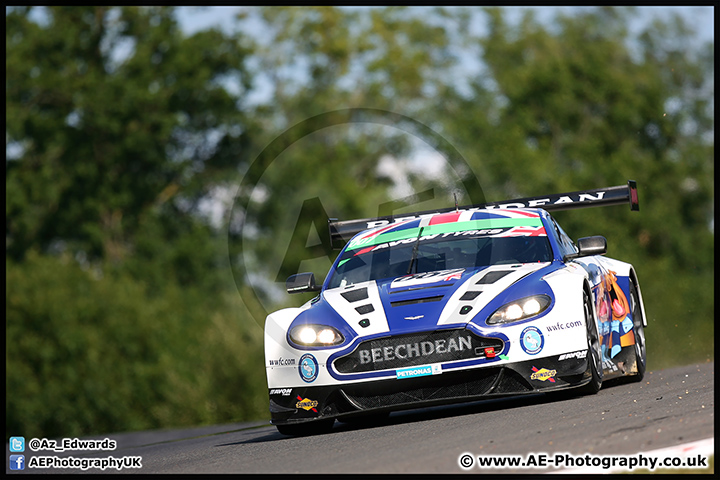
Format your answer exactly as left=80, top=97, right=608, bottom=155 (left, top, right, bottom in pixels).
left=6, top=6, right=714, bottom=439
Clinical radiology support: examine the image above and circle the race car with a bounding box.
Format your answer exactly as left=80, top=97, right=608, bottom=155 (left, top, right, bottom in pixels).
left=265, top=181, right=647, bottom=435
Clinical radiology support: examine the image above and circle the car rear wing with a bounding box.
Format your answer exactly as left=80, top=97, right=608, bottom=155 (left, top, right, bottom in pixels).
left=329, top=180, right=638, bottom=249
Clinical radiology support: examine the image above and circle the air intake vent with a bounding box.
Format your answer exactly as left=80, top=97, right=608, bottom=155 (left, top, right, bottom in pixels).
left=460, top=291, right=482, bottom=301
left=355, top=304, right=375, bottom=314
left=341, top=368, right=502, bottom=409
left=391, top=295, right=444, bottom=307
left=342, top=288, right=369, bottom=302
left=476, top=271, right=512, bottom=284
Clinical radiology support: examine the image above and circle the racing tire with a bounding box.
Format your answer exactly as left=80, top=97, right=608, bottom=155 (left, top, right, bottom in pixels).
left=579, top=291, right=603, bottom=394
left=276, top=418, right=334, bottom=436
left=628, top=279, right=646, bottom=382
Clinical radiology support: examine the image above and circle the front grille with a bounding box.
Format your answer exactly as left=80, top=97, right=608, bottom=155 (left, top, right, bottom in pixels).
left=333, top=329, right=505, bottom=374
left=493, top=368, right=533, bottom=394
left=342, top=368, right=501, bottom=409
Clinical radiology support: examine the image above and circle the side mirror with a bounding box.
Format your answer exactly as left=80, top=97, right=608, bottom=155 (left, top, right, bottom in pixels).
left=564, top=236, right=607, bottom=262
left=577, top=236, right=607, bottom=256
left=286, top=272, right=322, bottom=294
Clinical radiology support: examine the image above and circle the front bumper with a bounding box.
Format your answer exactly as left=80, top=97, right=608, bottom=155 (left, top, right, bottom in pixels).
left=269, top=353, right=591, bottom=426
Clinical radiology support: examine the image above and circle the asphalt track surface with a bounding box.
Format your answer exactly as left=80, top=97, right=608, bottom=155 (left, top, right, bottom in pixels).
left=7, top=362, right=714, bottom=474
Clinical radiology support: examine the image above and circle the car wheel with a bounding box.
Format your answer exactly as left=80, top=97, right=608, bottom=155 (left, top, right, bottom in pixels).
left=579, top=291, right=602, bottom=394
left=276, top=419, right=334, bottom=436
left=628, top=279, right=646, bottom=382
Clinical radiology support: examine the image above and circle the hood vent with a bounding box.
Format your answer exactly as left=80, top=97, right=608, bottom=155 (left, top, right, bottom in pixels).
left=355, top=304, right=375, bottom=314
left=460, top=291, right=482, bottom=301
left=389, top=284, right=450, bottom=294
left=476, top=271, right=512, bottom=284
left=341, top=288, right=369, bottom=302
left=391, top=295, right=444, bottom=307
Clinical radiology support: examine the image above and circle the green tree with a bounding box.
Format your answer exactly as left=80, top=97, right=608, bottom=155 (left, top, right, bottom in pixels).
left=6, top=6, right=267, bottom=438
left=7, top=252, right=266, bottom=438
left=434, top=7, right=713, bottom=367
left=6, top=6, right=253, bottom=269
left=233, top=7, right=480, bottom=320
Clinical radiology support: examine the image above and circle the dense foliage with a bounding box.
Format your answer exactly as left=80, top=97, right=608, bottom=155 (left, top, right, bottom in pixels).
left=6, top=6, right=713, bottom=438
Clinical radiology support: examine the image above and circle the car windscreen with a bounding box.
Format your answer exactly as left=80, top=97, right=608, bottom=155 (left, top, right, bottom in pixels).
left=328, top=223, right=552, bottom=289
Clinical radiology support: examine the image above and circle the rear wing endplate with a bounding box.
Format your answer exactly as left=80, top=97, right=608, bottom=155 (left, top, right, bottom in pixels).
left=329, top=180, right=638, bottom=249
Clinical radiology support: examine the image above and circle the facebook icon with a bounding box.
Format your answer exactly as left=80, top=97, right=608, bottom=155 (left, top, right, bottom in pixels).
left=9, top=454, right=25, bottom=470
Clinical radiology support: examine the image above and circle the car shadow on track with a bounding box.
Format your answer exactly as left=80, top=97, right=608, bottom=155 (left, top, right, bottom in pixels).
left=224, top=389, right=596, bottom=445
left=219, top=375, right=640, bottom=445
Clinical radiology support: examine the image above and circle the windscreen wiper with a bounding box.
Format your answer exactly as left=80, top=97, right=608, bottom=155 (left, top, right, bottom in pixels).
left=406, top=227, right=425, bottom=275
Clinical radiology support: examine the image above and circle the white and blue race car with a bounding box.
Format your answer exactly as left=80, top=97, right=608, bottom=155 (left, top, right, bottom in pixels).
left=265, top=182, right=647, bottom=435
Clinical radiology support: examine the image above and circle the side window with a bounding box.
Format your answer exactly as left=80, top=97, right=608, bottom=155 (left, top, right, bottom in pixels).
left=550, top=217, right=577, bottom=258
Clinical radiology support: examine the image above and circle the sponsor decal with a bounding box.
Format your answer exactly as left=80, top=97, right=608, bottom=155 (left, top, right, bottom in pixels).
left=346, top=219, right=542, bottom=253
left=349, top=226, right=548, bottom=256
left=358, top=335, right=474, bottom=365
left=545, top=320, right=583, bottom=332
left=295, top=396, right=319, bottom=412
left=491, top=226, right=546, bottom=237
left=391, top=268, right=465, bottom=288
left=499, top=354, right=510, bottom=361
left=520, top=326, right=544, bottom=355
left=596, top=270, right=635, bottom=358
left=268, top=357, right=296, bottom=367
left=269, top=388, right=293, bottom=396
left=357, top=208, right=545, bottom=231
left=602, top=359, right=619, bottom=373
left=298, top=353, right=319, bottom=383
left=558, top=350, right=588, bottom=361
left=396, top=363, right=442, bottom=379
left=404, top=315, right=425, bottom=321
left=484, top=347, right=496, bottom=358
left=485, top=192, right=606, bottom=210
left=334, top=331, right=508, bottom=375
left=530, top=366, right=557, bottom=382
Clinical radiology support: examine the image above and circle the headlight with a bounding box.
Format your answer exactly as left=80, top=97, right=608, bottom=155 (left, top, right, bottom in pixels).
left=487, top=294, right=551, bottom=325
left=289, top=324, right=345, bottom=347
